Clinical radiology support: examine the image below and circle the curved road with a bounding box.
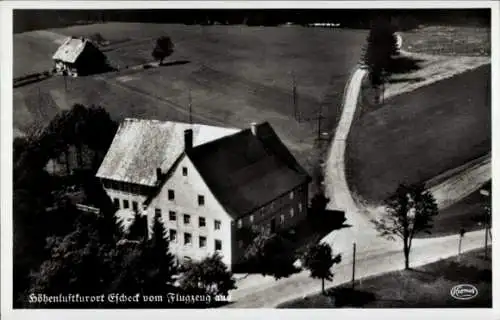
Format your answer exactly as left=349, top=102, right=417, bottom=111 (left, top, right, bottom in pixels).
left=226, top=64, right=490, bottom=308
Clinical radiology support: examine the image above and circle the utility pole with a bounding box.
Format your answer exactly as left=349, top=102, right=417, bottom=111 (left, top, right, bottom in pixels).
left=458, top=228, right=465, bottom=262
left=64, top=73, right=68, bottom=93
left=351, top=242, right=356, bottom=289
left=188, top=88, right=193, bottom=125
left=292, top=70, right=299, bottom=121
left=480, top=188, right=490, bottom=260
left=484, top=211, right=488, bottom=259
left=316, top=105, right=324, bottom=141
left=301, top=105, right=326, bottom=144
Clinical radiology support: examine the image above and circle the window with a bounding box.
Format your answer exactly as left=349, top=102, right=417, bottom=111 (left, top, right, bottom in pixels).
left=155, top=208, right=161, bottom=216
left=280, top=214, right=285, bottom=224
left=214, top=220, right=221, bottom=230
left=249, top=215, right=254, bottom=223
left=198, top=195, right=205, bottom=206
left=168, top=189, right=175, bottom=200
left=169, top=211, right=176, bottom=221
left=237, top=219, right=242, bottom=228
left=290, top=208, right=295, bottom=218
left=132, top=201, right=138, bottom=211
left=123, top=199, right=129, bottom=209
left=215, top=239, right=222, bottom=251
left=299, top=203, right=303, bottom=213
left=199, top=236, right=207, bottom=248
left=169, top=229, right=177, bottom=242
left=113, top=198, right=120, bottom=208
left=182, top=167, right=188, bottom=176
left=183, top=214, right=191, bottom=225
left=199, top=217, right=206, bottom=227
left=290, top=191, right=294, bottom=200
left=184, top=233, right=192, bottom=245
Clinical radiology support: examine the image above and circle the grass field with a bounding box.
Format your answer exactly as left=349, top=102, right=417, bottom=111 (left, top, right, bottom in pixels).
left=414, top=180, right=490, bottom=239
left=401, top=26, right=490, bottom=57
left=345, top=65, right=490, bottom=204
left=13, top=23, right=368, bottom=192
left=13, top=23, right=491, bottom=196
left=278, top=247, right=492, bottom=308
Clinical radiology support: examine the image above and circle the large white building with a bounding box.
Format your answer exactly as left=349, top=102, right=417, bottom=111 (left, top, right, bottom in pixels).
left=96, top=118, right=311, bottom=268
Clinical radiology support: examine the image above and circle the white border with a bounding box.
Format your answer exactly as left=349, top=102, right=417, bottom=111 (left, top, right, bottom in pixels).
left=1, top=1, right=498, bottom=320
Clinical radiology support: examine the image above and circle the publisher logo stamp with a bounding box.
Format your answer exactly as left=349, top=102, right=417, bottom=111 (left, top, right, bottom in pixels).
left=450, top=284, right=478, bottom=300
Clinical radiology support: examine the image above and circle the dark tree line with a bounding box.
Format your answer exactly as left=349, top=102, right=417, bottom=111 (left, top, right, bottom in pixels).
left=13, top=104, right=119, bottom=307
left=15, top=9, right=490, bottom=34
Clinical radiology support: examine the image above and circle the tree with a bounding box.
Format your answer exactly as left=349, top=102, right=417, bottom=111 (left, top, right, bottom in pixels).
left=363, top=16, right=398, bottom=104
left=303, top=243, right=342, bottom=294
left=243, top=230, right=300, bottom=279
left=141, top=209, right=178, bottom=294
left=13, top=104, right=118, bottom=306
left=371, top=183, right=438, bottom=269
left=309, top=192, right=330, bottom=228
left=310, top=192, right=330, bottom=217
left=127, top=210, right=147, bottom=241
left=179, top=253, right=236, bottom=300
left=152, top=36, right=174, bottom=65
left=27, top=214, right=119, bottom=307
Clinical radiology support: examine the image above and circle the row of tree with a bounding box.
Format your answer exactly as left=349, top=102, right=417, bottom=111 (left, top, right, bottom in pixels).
left=14, top=9, right=490, bottom=33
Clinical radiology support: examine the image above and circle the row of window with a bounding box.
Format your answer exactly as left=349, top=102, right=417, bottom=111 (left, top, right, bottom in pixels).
left=113, top=193, right=206, bottom=212
left=237, top=203, right=303, bottom=228
left=114, top=198, right=139, bottom=211
left=155, top=209, right=222, bottom=230
left=103, top=179, right=151, bottom=195
left=112, top=198, right=221, bottom=230
left=166, top=190, right=205, bottom=206
left=169, top=229, right=222, bottom=250
left=251, top=190, right=300, bottom=218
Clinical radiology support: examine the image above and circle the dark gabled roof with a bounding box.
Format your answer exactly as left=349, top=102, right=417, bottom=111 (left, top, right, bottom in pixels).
left=187, top=122, right=311, bottom=219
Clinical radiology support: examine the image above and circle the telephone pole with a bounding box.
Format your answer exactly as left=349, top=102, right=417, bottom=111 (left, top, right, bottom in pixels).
left=301, top=104, right=327, bottom=143
left=480, top=188, right=491, bottom=260
left=188, top=88, right=193, bottom=125
left=351, top=242, right=356, bottom=288
left=292, top=70, right=299, bottom=121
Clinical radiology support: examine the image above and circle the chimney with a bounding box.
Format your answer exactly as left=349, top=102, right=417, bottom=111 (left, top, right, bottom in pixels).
left=184, top=129, right=193, bottom=151
left=250, top=122, right=258, bottom=136
left=156, top=168, right=162, bottom=181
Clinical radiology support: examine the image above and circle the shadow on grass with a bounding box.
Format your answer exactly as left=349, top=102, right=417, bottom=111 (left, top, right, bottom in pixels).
left=386, top=56, right=424, bottom=74
left=387, top=77, right=426, bottom=84
left=13, top=71, right=53, bottom=88
left=326, top=287, right=377, bottom=307
left=408, top=260, right=492, bottom=283
left=160, top=60, right=191, bottom=67
left=142, top=60, right=191, bottom=70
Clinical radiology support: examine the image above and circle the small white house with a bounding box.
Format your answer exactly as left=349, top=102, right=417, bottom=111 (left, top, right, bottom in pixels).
left=52, top=36, right=108, bottom=77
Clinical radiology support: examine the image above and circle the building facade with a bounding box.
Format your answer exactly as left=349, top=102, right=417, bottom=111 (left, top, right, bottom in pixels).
left=96, top=119, right=311, bottom=268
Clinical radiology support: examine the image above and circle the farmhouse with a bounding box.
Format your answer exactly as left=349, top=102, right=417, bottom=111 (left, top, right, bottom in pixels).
left=52, top=36, right=108, bottom=77
left=96, top=119, right=311, bottom=268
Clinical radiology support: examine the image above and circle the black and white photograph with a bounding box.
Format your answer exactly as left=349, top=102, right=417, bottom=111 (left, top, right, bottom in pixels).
left=1, top=1, right=497, bottom=318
